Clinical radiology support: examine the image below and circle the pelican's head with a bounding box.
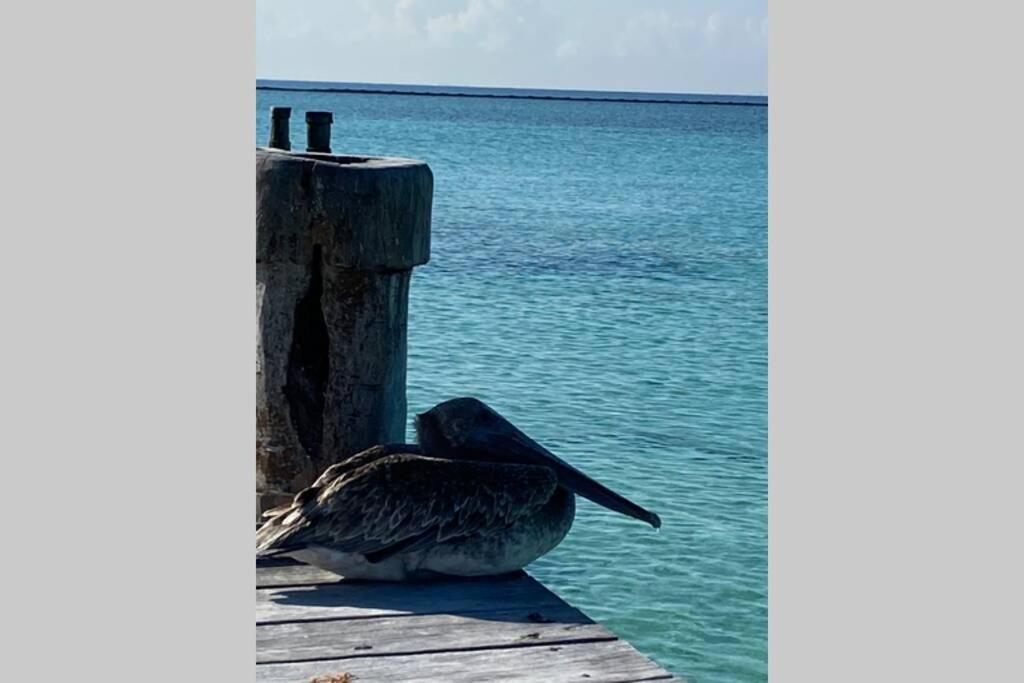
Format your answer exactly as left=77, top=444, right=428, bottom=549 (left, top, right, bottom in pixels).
left=415, top=397, right=661, bottom=529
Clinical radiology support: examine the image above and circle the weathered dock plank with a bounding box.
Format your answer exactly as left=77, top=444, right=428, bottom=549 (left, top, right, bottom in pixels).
left=256, top=559, right=679, bottom=682
left=257, top=604, right=606, bottom=663
left=256, top=638, right=674, bottom=683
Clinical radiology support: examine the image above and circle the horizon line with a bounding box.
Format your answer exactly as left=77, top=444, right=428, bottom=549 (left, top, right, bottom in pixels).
left=256, top=78, right=767, bottom=107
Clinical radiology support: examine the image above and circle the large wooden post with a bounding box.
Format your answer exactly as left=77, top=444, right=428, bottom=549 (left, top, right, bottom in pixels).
left=256, top=122, right=432, bottom=516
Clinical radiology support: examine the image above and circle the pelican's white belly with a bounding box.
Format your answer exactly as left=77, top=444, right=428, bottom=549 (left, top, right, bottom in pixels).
left=286, top=546, right=414, bottom=581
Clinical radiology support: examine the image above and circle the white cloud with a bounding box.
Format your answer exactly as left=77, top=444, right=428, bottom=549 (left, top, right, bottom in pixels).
left=426, top=0, right=506, bottom=45
left=555, top=39, right=580, bottom=59
left=743, top=15, right=769, bottom=45
left=479, top=30, right=509, bottom=52
left=703, top=13, right=721, bottom=42
left=613, top=10, right=697, bottom=58
left=393, top=0, right=420, bottom=37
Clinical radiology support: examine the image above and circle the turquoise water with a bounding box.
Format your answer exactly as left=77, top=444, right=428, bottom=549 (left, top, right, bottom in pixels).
left=257, top=87, right=767, bottom=682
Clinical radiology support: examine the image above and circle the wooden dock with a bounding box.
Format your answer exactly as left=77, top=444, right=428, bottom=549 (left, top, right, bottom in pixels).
left=256, top=558, right=679, bottom=682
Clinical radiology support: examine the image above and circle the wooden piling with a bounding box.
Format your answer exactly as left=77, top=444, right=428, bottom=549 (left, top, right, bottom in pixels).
left=305, top=111, right=334, bottom=153
left=256, top=146, right=432, bottom=516
left=268, top=107, right=291, bottom=151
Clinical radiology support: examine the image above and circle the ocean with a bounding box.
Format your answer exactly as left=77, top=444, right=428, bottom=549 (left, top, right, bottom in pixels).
left=256, top=80, right=767, bottom=682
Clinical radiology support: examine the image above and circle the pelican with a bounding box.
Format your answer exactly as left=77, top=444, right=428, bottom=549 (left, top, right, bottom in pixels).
left=256, top=397, right=661, bottom=580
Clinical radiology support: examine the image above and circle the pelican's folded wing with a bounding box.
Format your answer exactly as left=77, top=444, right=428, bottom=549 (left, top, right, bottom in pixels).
left=259, top=443, right=423, bottom=519
left=256, top=454, right=558, bottom=560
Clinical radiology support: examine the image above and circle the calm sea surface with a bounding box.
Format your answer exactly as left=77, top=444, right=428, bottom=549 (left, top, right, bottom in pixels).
left=256, top=82, right=767, bottom=683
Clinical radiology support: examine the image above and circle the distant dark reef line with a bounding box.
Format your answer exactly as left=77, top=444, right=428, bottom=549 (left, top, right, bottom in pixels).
left=256, top=85, right=768, bottom=107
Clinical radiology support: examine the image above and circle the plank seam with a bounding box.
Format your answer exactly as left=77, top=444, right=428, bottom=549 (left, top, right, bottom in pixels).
left=256, top=635, right=620, bottom=665
left=256, top=600, right=569, bottom=626
left=256, top=581, right=346, bottom=589
left=255, top=582, right=546, bottom=590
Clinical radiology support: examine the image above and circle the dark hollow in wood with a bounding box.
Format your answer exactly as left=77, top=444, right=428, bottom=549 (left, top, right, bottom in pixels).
left=283, top=244, right=328, bottom=463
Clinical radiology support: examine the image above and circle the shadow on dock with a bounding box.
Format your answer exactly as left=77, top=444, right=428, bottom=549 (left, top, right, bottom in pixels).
left=261, top=569, right=587, bottom=625
left=255, top=557, right=678, bottom=680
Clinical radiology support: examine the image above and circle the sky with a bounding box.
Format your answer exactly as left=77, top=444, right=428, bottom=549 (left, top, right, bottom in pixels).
left=256, top=0, right=768, bottom=96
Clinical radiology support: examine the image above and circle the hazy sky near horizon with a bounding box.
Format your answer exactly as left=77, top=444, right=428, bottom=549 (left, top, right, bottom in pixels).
left=257, top=0, right=767, bottom=96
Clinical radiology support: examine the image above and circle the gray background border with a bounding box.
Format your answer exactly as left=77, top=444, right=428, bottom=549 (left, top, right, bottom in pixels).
left=771, top=2, right=1022, bottom=680
left=1, top=0, right=254, bottom=680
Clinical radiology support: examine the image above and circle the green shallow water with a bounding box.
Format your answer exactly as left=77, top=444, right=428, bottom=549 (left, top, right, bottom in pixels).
left=257, top=88, right=767, bottom=682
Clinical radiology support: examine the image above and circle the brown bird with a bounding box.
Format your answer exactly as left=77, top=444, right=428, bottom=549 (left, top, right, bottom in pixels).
left=256, top=397, right=660, bottom=580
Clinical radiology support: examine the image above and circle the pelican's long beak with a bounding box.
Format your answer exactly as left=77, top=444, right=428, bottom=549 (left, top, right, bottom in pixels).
left=496, top=426, right=662, bottom=529
left=439, top=402, right=661, bottom=529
